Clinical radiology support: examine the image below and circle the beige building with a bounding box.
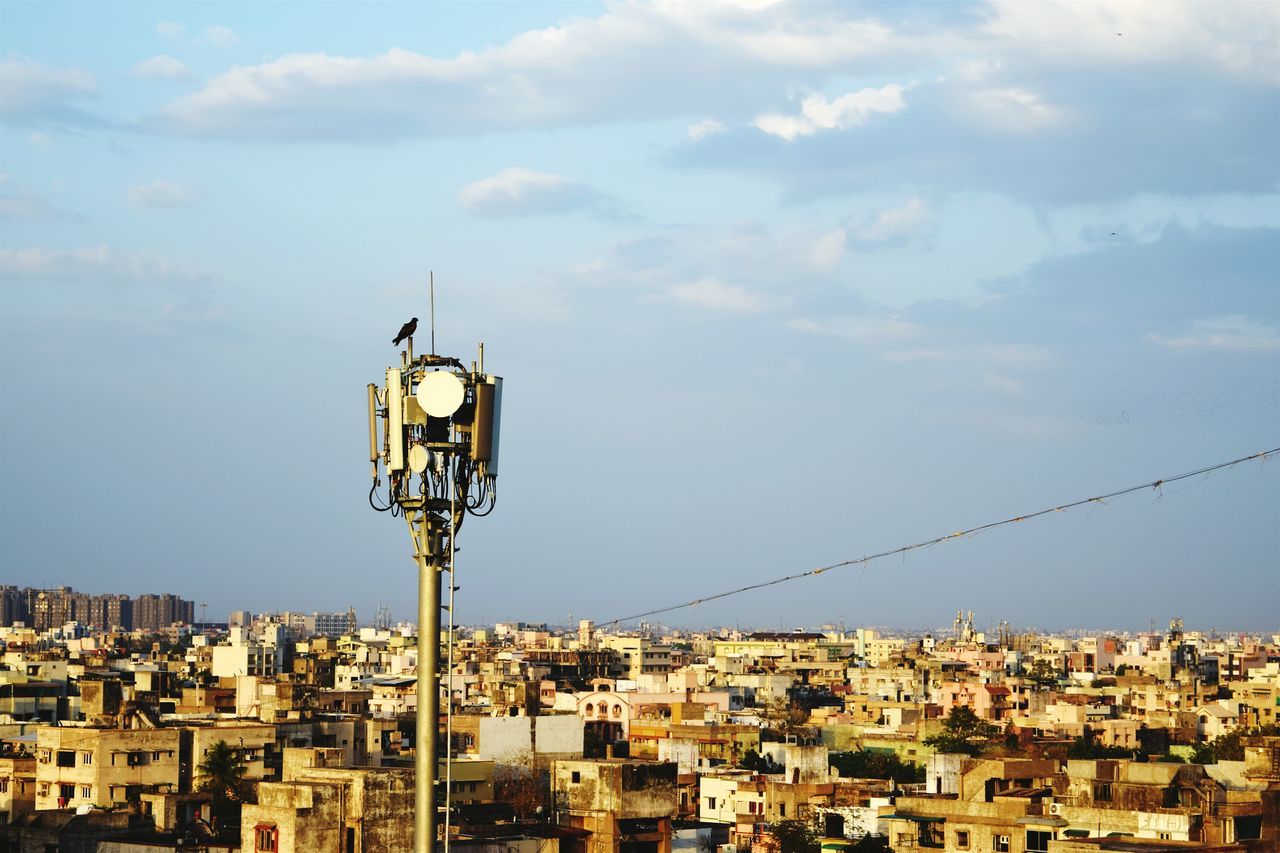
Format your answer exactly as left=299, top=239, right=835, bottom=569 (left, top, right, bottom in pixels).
left=554, top=758, right=678, bottom=853
left=35, top=727, right=182, bottom=810
left=0, top=754, right=36, bottom=823
left=600, top=637, right=673, bottom=681
left=241, top=747, right=414, bottom=853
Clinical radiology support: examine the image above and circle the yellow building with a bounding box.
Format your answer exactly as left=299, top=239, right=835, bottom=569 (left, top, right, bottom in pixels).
left=35, top=727, right=182, bottom=810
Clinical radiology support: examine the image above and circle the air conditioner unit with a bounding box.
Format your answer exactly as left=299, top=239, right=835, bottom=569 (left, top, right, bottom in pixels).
left=999, top=836, right=1010, bottom=845
left=1049, top=802, right=1063, bottom=815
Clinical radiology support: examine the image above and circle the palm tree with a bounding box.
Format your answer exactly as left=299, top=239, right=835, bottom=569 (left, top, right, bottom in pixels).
left=197, top=740, right=247, bottom=833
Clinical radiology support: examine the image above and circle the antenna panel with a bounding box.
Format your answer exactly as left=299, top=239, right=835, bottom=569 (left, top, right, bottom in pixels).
left=386, top=368, right=404, bottom=472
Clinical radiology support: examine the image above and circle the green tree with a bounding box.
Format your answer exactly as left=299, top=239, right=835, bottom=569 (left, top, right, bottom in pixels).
left=769, top=818, right=820, bottom=853
left=924, top=707, right=1003, bottom=757
left=196, top=740, right=248, bottom=833
left=1025, top=659, right=1059, bottom=686
left=1191, top=724, right=1280, bottom=764
left=829, top=749, right=924, bottom=784
left=760, top=696, right=810, bottom=740
left=1066, top=729, right=1130, bottom=760
left=740, top=749, right=783, bottom=774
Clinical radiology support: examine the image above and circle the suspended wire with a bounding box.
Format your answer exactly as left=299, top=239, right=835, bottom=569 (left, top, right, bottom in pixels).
left=599, top=446, right=1279, bottom=627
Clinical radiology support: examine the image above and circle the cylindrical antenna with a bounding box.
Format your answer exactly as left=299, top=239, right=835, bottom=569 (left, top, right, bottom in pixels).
left=430, top=271, right=436, bottom=356
left=367, top=384, right=379, bottom=464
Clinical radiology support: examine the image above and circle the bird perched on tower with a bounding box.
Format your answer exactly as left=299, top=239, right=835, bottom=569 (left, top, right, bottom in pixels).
left=393, top=317, right=418, bottom=346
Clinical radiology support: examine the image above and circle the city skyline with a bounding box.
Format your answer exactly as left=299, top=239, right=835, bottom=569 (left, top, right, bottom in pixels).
left=2, top=1, right=1277, bottom=630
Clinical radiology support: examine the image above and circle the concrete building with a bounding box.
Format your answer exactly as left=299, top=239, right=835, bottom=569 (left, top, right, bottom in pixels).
left=240, top=748, right=414, bottom=853
left=554, top=759, right=678, bottom=853
left=0, top=753, right=36, bottom=824
left=600, top=637, right=673, bottom=682
left=35, top=727, right=183, bottom=810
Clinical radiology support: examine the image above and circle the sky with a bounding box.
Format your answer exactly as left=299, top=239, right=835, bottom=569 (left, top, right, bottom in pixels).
left=1, top=1, right=1277, bottom=633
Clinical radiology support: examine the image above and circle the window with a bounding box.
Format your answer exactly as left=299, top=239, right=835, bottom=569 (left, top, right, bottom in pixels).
left=571, top=771, right=581, bottom=784
left=780, top=804, right=786, bottom=817
left=81, top=752, right=93, bottom=765
left=955, top=830, right=970, bottom=849
left=1026, top=830, right=1052, bottom=853
left=56, top=751, right=75, bottom=768
left=1095, top=783, right=1112, bottom=802
left=993, top=834, right=1010, bottom=852
left=707, top=797, right=716, bottom=810
left=255, top=823, right=278, bottom=852
left=152, top=751, right=162, bottom=761
left=81, top=785, right=92, bottom=799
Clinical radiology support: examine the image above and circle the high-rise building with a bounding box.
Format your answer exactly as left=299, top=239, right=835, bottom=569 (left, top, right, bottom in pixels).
left=87, top=594, right=133, bottom=631
left=0, top=586, right=32, bottom=627
left=133, top=594, right=194, bottom=631
left=33, top=588, right=86, bottom=631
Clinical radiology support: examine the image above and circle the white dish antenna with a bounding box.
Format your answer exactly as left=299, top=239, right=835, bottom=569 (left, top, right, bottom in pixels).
left=415, top=371, right=465, bottom=417
left=408, top=445, right=433, bottom=474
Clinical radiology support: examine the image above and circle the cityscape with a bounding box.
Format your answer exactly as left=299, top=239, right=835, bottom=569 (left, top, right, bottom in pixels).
left=1, top=586, right=1278, bottom=851
left=2, top=1, right=1278, bottom=853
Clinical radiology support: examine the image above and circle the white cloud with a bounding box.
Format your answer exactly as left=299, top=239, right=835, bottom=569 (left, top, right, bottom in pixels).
left=157, top=21, right=185, bottom=41
left=0, top=59, right=96, bottom=123
left=1148, top=315, right=1280, bottom=352
left=204, top=25, right=239, bottom=49
left=856, top=198, right=929, bottom=242
left=0, top=176, right=64, bottom=220
left=668, top=277, right=765, bottom=313
left=981, top=0, right=1280, bottom=84
left=147, top=4, right=916, bottom=140
left=754, top=84, right=908, bottom=140
left=688, top=118, right=726, bottom=141
left=809, top=229, right=846, bottom=270
left=28, top=131, right=52, bottom=148
left=788, top=314, right=921, bottom=343
left=0, top=246, right=203, bottom=283
left=968, top=86, right=1062, bottom=133
left=127, top=181, right=192, bottom=209
left=457, top=168, right=618, bottom=218
left=135, top=55, right=194, bottom=81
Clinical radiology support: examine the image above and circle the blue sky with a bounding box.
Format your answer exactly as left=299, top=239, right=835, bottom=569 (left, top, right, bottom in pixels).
left=1, top=1, right=1277, bottom=632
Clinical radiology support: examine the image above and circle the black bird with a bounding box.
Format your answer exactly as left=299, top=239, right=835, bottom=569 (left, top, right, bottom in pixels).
left=393, top=317, right=418, bottom=346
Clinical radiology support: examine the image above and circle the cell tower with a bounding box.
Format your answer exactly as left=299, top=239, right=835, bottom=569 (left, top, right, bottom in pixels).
left=367, top=320, right=502, bottom=853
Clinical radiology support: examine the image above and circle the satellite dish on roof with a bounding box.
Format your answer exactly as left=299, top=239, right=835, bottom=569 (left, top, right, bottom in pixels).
left=415, top=371, right=465, bottom=418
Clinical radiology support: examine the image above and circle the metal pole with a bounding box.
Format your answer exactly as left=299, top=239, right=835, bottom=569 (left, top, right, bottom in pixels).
left=414, top=514, right=442, bottom=853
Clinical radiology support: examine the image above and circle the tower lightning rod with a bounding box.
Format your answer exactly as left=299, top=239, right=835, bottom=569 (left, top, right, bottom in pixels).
left=367, top=288, right=502, bottom=853
left=430, top=271, right=436, bottom=356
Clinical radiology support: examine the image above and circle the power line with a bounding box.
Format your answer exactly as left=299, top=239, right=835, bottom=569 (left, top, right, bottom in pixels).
left=599, top=446, right=1279, bottom=627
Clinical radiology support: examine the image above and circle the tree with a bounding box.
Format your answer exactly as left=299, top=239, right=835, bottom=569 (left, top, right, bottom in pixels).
left=760, top=696, right=809, bottom=740
left=493, top=750, right=548, bottom=820
left=769, top=818, right=820, bottom=853
left=740, top=749, right=783, bottom=774
left=924, top=707, right=1003, bottom=757
left=1191, top=724, right=1280, bottom=765
left=1025, top=659, right=1059, bottom=686
left=829, top=749, right=924, bottom=784
left=196, top=740, right=248, bottom=834
left=1066, top=729, right=1130, bottom=760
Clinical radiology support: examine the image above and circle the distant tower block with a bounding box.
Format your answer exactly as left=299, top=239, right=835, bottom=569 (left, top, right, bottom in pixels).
left=579, top=619, right=596, bottom=649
